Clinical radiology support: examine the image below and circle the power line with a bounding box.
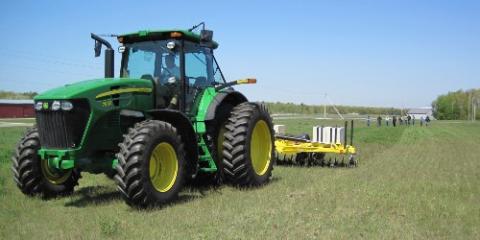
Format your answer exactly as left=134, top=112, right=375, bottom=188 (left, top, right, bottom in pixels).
left=0, top=61, right=100, bottom=79
left=0, top=49, right=102, bottom=70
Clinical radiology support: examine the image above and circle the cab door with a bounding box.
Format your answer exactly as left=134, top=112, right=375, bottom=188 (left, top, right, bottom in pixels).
left=183, top=43, right=216, bottom=114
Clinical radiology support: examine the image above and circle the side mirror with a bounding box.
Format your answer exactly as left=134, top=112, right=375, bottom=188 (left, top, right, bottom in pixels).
left=94, top=40, right=102, bottom=57
left=200, top=30, right=213, bottom=42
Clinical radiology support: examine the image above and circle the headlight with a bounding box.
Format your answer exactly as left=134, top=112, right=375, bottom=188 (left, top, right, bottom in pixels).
left=51, top=101, right=61, bottom=111
left=35, top=102, right=43, bottom=111
left=166, top=41, right=176, bottom=50
left=61, top=101, right=73, bottom=111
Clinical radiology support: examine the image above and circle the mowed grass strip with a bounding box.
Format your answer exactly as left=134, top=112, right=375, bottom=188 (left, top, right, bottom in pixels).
left=0, top=121, right=479, bottom=239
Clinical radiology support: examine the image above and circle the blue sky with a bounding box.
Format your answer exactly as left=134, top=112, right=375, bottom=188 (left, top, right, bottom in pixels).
left=0, top=0, right=478, bottom=108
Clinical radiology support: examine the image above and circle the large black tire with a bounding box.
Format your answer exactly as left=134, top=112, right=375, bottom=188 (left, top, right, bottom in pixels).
left=115, top=120, right=186, bottom=208
left=222, top=102, right=274, bottom=186
left=11, top=127, right=80, bottom=197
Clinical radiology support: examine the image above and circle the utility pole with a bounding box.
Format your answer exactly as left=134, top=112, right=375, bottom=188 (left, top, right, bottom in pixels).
left=323, top=93, right=327, bottom=118
left=473, top=97, right=477, bottom=122
left=451, top=101, right=456, bottom=120
left=468, top=93, right=472, bottom=120
left=325, top=94, right=344, bottom=120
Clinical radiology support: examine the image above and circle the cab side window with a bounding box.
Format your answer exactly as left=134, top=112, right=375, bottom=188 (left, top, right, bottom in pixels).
left=185, top=45, right=216, bottom=89
left=125, top=49, right=156, bottom=79
left=213, top=57, right=225, bottom=84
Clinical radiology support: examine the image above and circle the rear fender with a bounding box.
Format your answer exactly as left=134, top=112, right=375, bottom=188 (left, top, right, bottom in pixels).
left=205, top=91, right=248, bottom=121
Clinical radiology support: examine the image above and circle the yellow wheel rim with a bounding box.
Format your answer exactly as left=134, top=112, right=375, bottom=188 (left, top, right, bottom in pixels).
left=217, top=124, right=227, bottom=159
left=40, top=160, right=71, bottom=185
left=250, top=120, right=272, bottom=176
left=149, top=142, right=178, bottom=192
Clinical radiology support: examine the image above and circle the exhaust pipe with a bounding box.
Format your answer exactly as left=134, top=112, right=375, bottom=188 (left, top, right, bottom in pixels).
left=91, top=33, right=114, bottom=78
left=104, top=48, right=114, bottom=78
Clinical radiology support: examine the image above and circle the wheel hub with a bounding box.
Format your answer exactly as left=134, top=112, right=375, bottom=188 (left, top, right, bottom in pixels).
left=149, top=142, right=179, bottom=192
left=250, top=120, right=272, bottom=175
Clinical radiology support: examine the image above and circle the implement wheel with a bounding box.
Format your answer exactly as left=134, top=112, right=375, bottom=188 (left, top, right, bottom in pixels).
left=11, top=127, right=80, bottom=197
left=115, top=120, right=186, bottom=208
left=222, top=102, right=274, bottom=186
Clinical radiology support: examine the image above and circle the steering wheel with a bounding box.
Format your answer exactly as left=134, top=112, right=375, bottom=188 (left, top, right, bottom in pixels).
left=140, top=74, right=154, bottom=81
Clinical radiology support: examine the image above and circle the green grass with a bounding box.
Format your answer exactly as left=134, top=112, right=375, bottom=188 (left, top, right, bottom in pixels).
left=1, top=120, right=479, bottom=239
left=0, top=118, right=35, bottom=124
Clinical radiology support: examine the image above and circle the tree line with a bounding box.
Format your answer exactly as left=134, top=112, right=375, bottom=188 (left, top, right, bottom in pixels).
left=5, top=88, right=477, bottom=120
left=432, top=89, right=479, bottom=120
left=0, top=91, right=38, bottom=100
left=265, top=102, right=402, bottom=115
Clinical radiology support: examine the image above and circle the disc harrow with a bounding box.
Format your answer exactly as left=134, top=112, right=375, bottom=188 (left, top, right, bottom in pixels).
left=274, top=121, right=357, bottom=167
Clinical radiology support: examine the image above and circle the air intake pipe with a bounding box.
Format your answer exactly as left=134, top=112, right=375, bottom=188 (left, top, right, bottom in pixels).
left=91, top=33, right=114, bottom=78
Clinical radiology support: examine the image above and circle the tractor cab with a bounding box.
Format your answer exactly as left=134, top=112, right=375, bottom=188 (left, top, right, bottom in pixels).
left=116, top=29, right=225, bottom=114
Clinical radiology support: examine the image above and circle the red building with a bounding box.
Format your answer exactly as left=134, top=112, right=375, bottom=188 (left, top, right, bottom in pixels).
left=0, top=99, right=35, bottom=118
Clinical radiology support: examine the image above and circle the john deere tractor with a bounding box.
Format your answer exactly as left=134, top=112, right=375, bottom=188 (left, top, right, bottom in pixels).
left=11, top=24, right=274, bottom=207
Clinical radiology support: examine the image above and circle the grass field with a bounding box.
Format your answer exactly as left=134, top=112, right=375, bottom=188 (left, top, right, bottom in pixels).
left=0, top=119, right=479, bottom=239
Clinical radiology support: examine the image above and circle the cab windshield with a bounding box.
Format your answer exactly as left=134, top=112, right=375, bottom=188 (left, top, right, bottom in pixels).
left=120, top=40, right=226, bottom=110
left=120, top=40, right=225, bottom=85
left=121, top=40, right=179, bottom=84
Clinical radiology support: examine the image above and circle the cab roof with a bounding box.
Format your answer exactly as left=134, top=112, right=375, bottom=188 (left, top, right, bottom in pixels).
left=117, top=29, right=218, bottom=49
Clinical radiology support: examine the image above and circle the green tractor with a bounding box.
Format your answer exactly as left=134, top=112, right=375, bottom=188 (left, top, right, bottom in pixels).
left=11, top=24, right=275, bottom=207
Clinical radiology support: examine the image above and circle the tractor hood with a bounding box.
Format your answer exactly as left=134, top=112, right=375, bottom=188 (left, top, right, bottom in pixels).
left=34, top=78, right=152, bottom=100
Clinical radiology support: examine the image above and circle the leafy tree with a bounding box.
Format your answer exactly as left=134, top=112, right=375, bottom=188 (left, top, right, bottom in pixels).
left=432, top=89, right=479, bottom=120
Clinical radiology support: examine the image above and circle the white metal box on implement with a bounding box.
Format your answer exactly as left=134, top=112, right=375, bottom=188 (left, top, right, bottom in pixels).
left=274, top=125, right=286, bottom=135
left=313, top=126, right=345, bottom=144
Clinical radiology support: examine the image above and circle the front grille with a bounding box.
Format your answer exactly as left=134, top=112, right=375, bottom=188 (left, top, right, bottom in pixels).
left=36, top=99, right=90, bottom=149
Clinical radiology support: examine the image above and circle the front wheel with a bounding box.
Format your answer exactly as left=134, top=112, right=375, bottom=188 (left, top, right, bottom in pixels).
left=11, top=127, right=80, bottom=197
left=222, top=102, right=274, bottom=186
left=115, top=120, right=186, bottom=208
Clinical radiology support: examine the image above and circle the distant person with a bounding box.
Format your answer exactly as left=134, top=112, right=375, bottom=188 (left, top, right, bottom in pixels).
left=407, top=115, right=411, bottom=126
left=377, top=116, right=382, bottom=127
left=385, top=116, right=389, bottom=126
left=420, top=116, right=424, bottom=126
left=367, top=115, right=371, bottom=127
left=412, top=115, right=416, bottom=126
left=399, top=116, right=403, bottom=125
left=392, top=116, right=397, bottom=127
left=425, top=116, right=431, bottom=126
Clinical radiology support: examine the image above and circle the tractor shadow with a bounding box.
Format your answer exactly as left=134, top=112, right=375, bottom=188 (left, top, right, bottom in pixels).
left=64, top=185, right=210, bottom=209
left=64, top=186, right=122, bottom=207
left=63, top=178, right=281, bottom=209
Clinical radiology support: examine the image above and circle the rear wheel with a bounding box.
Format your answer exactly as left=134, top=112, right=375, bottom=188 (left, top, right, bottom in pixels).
left=12, top=127, right=80, bottom=197
left=115, top=120, right=186, bottom=208
left=222, top=102, right=274, bottom=186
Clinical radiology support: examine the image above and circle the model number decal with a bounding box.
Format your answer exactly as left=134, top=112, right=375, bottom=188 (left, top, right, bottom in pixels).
left=101, top=100, right=113, bottom=107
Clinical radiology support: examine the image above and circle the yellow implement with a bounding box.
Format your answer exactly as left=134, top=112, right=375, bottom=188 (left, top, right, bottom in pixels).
left=275, top=140, right=356, bottom=155
left=275, top=137, right=357, bottom=167
left=274, top=120, right=358, bottom=167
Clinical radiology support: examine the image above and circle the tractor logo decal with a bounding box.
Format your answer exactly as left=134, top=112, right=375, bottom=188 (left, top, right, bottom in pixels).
left=95, top=87, right=152, bottom=99
left=101, top=100, right=113, bottom=108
